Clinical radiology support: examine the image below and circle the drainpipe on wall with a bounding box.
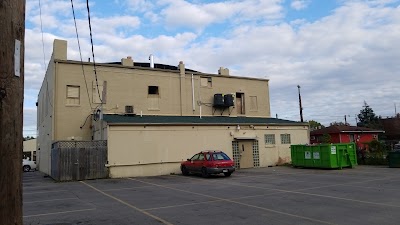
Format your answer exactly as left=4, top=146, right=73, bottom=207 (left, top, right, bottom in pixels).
left=191, top=74, right=195, bottom=112
left=179, top=61, right=185, bottom=116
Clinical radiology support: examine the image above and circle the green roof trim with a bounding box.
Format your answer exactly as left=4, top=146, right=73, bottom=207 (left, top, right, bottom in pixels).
left=102, top=114, right=306, bottom=126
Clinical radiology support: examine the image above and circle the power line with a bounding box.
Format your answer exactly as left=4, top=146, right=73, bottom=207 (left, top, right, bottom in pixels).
left=86, top=0, right=102, bottom=104
left=38, top=0, right=53, bottom=108
left=71, top=0, right=92, bottom=109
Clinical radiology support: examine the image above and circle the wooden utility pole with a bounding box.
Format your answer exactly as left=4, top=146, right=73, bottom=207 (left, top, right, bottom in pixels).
left=0, top=1, right=26, bottom=224
left=297, top=85, right=303, bottom=122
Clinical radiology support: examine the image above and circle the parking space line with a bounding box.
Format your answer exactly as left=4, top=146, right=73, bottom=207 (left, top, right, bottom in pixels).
left=143, top=192, right=285, bottom=211
left=23, top=190, right=68, bottom=195
left=24, top=198, right=77, bottom=204
left=128, top=178, right=334, bottom=225
left=144, top=200, right=223, bottom=211
left=174, top=174, right=400, bottom=208
left=80, top=181, right=173, bottom=225
left=23, top=208, right=96, bottom=218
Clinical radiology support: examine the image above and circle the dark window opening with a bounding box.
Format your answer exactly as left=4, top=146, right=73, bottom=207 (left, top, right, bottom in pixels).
left=148, top=86, right=159, bottom=95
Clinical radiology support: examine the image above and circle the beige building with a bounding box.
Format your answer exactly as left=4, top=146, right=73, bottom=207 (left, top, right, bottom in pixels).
left=23, top=139, right=37, bottom=161
left=37, top=39, right=309, bottom=177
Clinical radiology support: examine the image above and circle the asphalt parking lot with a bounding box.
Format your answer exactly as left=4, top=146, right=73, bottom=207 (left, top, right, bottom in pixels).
left=23, top=166, right=400, bottom=225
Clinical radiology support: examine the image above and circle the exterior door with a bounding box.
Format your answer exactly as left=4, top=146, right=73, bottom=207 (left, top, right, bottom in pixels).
left=236, top=93, right=245, bottom=115
left=239, top=141, right=254, bottom=168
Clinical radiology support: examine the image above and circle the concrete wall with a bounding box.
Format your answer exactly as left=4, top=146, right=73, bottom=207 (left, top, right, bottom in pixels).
left=37, top=40, right=64, bottom=173
left=106, top=124, right=309, bottom=177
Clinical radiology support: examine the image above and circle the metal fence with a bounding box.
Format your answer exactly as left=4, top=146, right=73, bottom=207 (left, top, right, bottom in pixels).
left=51, top=140, right=108, bottom=181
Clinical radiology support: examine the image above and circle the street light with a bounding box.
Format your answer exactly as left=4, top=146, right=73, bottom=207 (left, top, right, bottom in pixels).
left=297, top=85, right=303, bottom=122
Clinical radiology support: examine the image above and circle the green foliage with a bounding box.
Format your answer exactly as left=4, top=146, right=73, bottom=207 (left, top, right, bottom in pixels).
left=330, top=121, right=348, bottom=126
left=23, top=136, right=35, bottom=141
left=308, top=120, right=324, bottom=129
left=357, top=140, right=389, bottom=165
left=357, top=101, right=381, bottom=129
left=321, top=133, right=331, bottom=143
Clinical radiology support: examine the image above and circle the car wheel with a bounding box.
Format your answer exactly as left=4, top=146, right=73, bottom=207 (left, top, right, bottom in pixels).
left=23, top=165, right=31, bottom=172
left=201, top=167, right=209, bottom=178
left=181, top=166, right=189, bottom=176
left=224, top=172, right=232, bottom=177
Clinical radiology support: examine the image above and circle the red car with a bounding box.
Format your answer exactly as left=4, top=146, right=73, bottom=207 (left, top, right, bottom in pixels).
left=181, top=151, right=235, bottom=177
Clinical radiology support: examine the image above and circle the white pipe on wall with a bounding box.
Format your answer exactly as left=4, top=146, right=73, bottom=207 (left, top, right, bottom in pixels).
left=191, top=74, right=195, bottom=111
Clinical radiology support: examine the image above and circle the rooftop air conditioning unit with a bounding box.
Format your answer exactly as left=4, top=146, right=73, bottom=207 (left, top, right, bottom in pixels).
left=125, top=105, right=134, bottom=114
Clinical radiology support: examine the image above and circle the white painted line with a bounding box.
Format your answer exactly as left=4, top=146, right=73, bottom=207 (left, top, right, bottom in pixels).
left=80, top=181, right=173, bottom=225
left=144, top=200, right=223, bottom=211
left=24, top=198, right=77, bottom=204
left=129, top=178, right=334, bottom=225
left=23, top=208, right=96, bottom=218
left=174, top=173, right=400, bottom=208
left=24, top=190, right=68, bottom=195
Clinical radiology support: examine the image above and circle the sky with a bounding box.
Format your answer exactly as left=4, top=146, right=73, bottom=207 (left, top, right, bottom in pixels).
left=23, top=0, right=400, bottom=136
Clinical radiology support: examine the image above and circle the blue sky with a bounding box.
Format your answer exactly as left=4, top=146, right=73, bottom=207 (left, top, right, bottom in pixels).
left=23, top=0, right=400, bottom=136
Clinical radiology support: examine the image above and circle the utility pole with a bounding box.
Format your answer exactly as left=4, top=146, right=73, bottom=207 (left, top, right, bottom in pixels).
left=297, top=85, right=303, bottom=122
left=344, top=115, right=347, bottom=124
left=0, top=1, right=25, bottom=225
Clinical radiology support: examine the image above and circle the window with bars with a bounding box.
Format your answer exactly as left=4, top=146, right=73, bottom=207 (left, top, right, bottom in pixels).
left=280, top=134, right=291, bottom=144
left=264, top=134, right=275, bottom=144
left=252, top=140, right=260, bottom=167
left=232, top=141, right=240, bottom=169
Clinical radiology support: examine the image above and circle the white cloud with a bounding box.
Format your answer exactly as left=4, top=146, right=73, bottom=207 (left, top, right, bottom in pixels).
left=290, top=0, right=311, bottom=11
left=159, top=0, right=284, bottom=31
left=22, top=0, right=400, bottom=132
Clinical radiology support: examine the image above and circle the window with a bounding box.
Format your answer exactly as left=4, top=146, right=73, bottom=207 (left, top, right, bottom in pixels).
left=148, top=86, right=159, bottom=95
left=148, top=86, right=160, bottom=110
left=190, top=154, right=199, bottom=161
left=66, top=85, right=80, bottom=105
left=264, top=134, right=275, bottom=144
left=249, top=96, right=258, bottom=111
left=281, top=134, right=291, bottom=144
left=205, top=153, right=211, bottom=161
left=212, top=152, right=231, bottom=160
left=198, top=153, right=205, bottom=161
left=200, top=77, right=212, bottom=88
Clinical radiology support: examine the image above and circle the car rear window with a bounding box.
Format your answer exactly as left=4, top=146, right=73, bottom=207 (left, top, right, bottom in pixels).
left=212, top=152, right=230, bottom=160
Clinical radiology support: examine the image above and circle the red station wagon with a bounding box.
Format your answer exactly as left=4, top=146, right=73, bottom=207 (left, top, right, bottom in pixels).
left=181, top=151, right=235, bottom=177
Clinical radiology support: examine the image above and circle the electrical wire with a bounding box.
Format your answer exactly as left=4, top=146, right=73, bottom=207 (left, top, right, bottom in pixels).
left=86, top=0, right=102, bottom=104
left=38, top=0, right=53, bottom=108
left=71, top=0, right=93, bottom=109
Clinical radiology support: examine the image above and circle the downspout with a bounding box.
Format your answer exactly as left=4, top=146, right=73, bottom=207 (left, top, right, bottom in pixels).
left=191, top=74, right=195, bottom=111
left=198, top=76, right=202, bottom=119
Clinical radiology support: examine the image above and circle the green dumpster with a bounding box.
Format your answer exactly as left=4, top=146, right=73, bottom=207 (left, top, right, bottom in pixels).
left=291, top=143, right=357, bottom=169
left=389, top=152, right=400, bottom=168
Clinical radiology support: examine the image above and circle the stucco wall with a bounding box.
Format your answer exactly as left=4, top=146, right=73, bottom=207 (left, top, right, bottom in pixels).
left=106, top=124, right=309, bottom=177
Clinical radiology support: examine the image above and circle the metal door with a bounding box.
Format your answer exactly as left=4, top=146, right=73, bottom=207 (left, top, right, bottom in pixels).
left=239, top=141, right=254, bottom=168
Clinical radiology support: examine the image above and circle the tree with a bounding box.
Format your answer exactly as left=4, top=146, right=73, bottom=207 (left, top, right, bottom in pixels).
left=357, top=101, right=381, bottom=129
left=308, top=120, right=325, bottom=130
left=330, top=121, right=348, bottom=126
left=321, top=133, right=332, bottom=143
left=23, top=136, right=35, bottom=141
